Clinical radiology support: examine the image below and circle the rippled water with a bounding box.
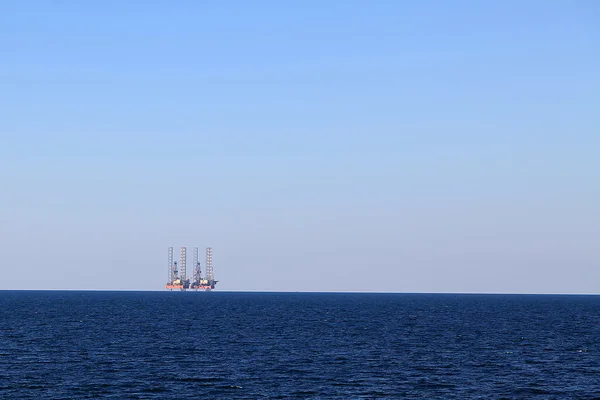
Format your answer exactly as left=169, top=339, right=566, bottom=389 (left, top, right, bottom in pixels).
left=1, top=291, right=599, bottom=398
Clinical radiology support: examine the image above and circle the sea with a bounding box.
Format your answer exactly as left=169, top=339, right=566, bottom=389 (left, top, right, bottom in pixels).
left=0, top=291, right=599, bottom=399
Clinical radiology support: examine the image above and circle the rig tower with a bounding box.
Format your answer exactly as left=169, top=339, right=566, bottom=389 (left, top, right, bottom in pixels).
left=203, top=247, right=217, bottom=290
left=180, top=247, right=187, bottom=282
left=206, top=247, right=214, bottom=283
left=168, top=246, right=174, bottom=283
left=193, top=247, right=202, bottom=286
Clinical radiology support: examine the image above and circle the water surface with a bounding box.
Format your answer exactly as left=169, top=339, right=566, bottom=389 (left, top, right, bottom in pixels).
left=1, top=291, right=599, bottom=398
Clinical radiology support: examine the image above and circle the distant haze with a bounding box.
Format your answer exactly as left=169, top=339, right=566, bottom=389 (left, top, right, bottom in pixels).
left=1, top=1, right=599, bottom=293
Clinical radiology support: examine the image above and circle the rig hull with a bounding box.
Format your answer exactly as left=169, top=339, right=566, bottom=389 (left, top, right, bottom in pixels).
left=165, top=284, right=214, bottom=291
left=191, top=283, right=215, bottom=291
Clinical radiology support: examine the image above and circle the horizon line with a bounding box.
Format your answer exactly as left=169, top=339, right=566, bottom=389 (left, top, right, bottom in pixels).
left=0, top=289, right=598, bottom=296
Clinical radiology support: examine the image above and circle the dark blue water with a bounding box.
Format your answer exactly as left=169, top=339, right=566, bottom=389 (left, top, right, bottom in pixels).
left=1, top=292, right=599, bottom=399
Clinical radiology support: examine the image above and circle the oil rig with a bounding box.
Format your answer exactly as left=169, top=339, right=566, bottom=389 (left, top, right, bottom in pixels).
left=165, top=246, right=218, bottom=291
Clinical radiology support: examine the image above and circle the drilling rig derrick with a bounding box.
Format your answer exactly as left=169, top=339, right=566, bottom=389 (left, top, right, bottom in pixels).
left=165, top=246, right=217, bottom=291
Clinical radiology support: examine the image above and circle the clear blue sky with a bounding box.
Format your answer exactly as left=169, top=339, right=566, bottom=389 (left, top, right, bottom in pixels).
left=1, top=0, right=598, bottom=292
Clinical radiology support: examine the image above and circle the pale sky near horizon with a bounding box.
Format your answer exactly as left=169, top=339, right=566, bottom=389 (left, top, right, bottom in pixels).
left=1, top=1, right=599, bottom=293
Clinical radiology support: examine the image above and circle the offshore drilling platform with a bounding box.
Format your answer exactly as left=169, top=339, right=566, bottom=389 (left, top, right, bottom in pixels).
left=165, top=246, right=218, bottom=291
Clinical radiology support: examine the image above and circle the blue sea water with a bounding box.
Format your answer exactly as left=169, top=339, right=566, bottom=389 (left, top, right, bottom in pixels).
left=0, top=292, right=599, bottom=399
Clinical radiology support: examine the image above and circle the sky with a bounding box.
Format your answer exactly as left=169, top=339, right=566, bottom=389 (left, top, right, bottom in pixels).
left=0, top=0, right=599, bottom=293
